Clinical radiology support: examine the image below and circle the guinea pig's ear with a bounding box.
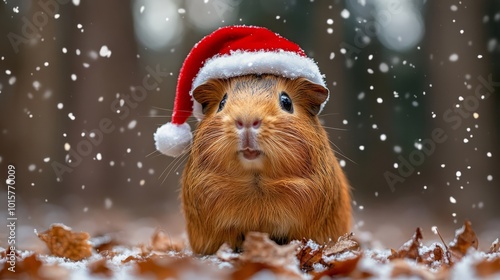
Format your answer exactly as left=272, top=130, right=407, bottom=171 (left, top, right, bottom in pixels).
left=192, top=79, right=225, bottom=114
left=297, top=78, right=329, bottom=116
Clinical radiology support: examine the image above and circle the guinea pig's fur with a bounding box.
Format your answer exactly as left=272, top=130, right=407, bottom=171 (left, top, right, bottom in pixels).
left=182, top=74, right=352, bottom=255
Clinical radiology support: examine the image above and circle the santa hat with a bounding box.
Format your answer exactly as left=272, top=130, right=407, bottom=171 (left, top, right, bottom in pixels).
left=154, top=25, right=327, bottom=157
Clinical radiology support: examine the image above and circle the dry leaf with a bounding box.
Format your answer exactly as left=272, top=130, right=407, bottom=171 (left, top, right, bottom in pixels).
left=296, top=233, right=361, bottom=273
left=122, top=255, right=145, bottom=264
left=391, top=227, right=423, bottom=261
left=38, top=264, right=70, bottom=280
left=390, top=259, right=436, bottom=280
left=420, top=243, right=447, bottom=268
left=475, top=257, right=500, bottom=277
left=92, top=234, right=119, bottom=253
left=296, top=239, right=325, bottom=272
left=323, top=232, right=360, bottom=256
left=231, top=261, right=301, bottom=280
left=489, top=238, right=500, bottom=253
left=37, top=224, right=92, bottom=261
left=150, top=229, right=184, bottom=252
left=312, top=253, right=362, bottom=280
left=136, top=257, right=178, bottom=279
left=240, top=232, right=298, bottom=266
left=89, top=258, right=113, bottom=277
left=0, top=253, right=44, bottom=279
left=236, top=232, right=302, bottom=279
left=216, top=243, right=240, bottom=263
left=449, top=220, right=478, bottom=259
left=136, top=256, right=222, bottom=279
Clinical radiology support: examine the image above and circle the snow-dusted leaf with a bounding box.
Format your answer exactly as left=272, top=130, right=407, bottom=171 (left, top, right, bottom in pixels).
left=37, top=224, right=92, bottom=261
left=240, top=232, right=298, bottom=266
left=475, top=257, right=500, bottom=277
left=312, top=253, right=363, bottom=279
left=88, top=258, right=113, bottom=277
left=296, top=238, right=325, bottom=272
left=488, top=238, right=500, bottom=253
left=449, top=220, right=478, bottom=260
left=135, top=257, right=178, bottom=279
left=150, top=228, right=185, bottom=252
left=390, top=227, right=423, bottom=261
left=323, top=232, right=360, bottom=256
left=0, top=253, right=42, bottom=278
left=92, top=234, right=119, bottom=254
left=390, top=259, right=437, bottom=280
left=216, top=243, right=240, bottom=263
left=236, top=232, right=302, bottom=279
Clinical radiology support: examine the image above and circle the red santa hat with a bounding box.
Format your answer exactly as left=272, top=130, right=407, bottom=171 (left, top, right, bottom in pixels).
left=154, top=25, right=327, bottom=157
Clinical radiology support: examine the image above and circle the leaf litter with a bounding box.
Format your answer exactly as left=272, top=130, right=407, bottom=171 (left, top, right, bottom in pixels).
left=0, top=220, right=499, bottom=279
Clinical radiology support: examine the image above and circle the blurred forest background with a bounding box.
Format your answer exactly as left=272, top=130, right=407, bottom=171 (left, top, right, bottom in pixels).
left=0, top=0, right=499, bottom=250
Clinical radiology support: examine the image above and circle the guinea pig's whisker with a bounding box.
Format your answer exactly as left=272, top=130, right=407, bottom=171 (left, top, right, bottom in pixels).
left=151, top=106, right=172, bottom=111
left=325, top=139, right=356, bottom=165
left=160, top=152, right=189, bottom=184
left=317, top=112, right=340, bottom=117
left=315, top=125, right=347, bottom=131
left=145, top=150, right=161, bottom=158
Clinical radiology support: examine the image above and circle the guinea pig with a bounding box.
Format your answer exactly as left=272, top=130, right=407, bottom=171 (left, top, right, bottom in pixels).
left=181, top=74, right=352, bottom=255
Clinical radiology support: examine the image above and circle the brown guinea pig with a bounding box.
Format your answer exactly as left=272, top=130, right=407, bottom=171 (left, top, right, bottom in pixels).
left=181, top=74, right=352, bottom=255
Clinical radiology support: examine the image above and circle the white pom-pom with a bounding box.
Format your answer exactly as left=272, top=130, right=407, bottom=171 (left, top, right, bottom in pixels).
left=154, top=122, right=192, bottom=157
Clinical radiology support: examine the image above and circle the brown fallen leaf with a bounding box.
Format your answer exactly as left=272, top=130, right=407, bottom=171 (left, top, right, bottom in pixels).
left=0, top=253, right=43, bottom=279
left=449, top=220, right=478, bottom=260
left=216, top=243, right=240, bottom=263
left=150, top=229, right=184, bottom=252
left=313, top=253, right=363, bottom=280
left=323, top=232, right=360, bottom=256
left=240, top=232, right=298, bottom=266
left=136, top=256, right=225, bottom=279
left=475, top=257, right=500, bottom=277
left=92, top=234, right=119, bottom=254
left=390, top=258, right=436, bottom=280
left=420, top=243, right=447, bottom=268
left=136, top=257, right=177, bottom=279
left=237, top=232, right=302, bottom=279
left=122, top=255, right=145, bottom=264
left=89, top=258, right=113, bottom=278
left=489, top=238, right=500, bottom=254
left=296, top=233, right=360, bottom=272
left=296, top=239, right=325, bottom=272
left=37, top=224, right=92, bottom=261
left=391, top=227, right=423, bottom=262
left=231, top=261, right=301, bottom=280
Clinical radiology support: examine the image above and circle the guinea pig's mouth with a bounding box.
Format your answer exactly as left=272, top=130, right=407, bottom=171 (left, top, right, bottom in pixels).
left=239, top=148, right=262, bottom=161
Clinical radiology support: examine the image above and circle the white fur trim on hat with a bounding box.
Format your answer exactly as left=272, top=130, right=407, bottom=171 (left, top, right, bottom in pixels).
left=154, top=122, right=192, bottom=157
left=190, top=50, right=327, bottom=120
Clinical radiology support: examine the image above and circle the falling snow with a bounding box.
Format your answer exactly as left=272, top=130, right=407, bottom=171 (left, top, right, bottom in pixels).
left=99, top=45, right=112, bottom=58
left=449, top=53, right=459, bottom=62
left=340, top=9, right=350, bottom=19
left=104, top=198, right=113, bottom=209
left=379, top=63, right=389, bottom=73
left=128, top=120, right=137, bottom=129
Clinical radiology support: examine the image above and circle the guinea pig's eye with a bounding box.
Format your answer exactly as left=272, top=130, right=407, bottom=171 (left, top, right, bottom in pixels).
left=217, top=93, right=227, bottom=113
left=279, top=92, right=293, bottom=113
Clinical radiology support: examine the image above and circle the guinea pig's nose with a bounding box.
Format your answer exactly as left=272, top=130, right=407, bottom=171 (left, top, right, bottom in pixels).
left=235, top=118, right=261, bottom=129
